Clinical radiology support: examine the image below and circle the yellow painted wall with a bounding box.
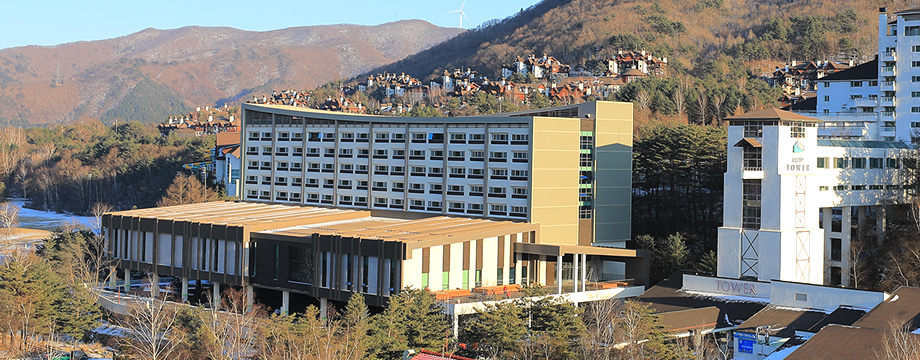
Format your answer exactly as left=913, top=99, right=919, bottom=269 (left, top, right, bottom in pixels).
left=530, top=116, right=581, bottom=245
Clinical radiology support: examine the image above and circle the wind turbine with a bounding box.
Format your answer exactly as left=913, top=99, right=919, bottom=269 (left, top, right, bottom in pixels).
left=449, top=0, right=470, bottom=29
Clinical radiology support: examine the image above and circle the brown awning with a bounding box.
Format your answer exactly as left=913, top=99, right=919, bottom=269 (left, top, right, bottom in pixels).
left=733, top=138, right=763, bottom=148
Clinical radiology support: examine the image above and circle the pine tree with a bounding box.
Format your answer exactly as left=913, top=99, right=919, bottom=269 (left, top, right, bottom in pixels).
left=157, top=173, right=221, bottom=207
left=0, top=251, right=65, bottom=352
left=368, top=288, right=450, bottom=359
left=460, top=301, right=526, bottom=359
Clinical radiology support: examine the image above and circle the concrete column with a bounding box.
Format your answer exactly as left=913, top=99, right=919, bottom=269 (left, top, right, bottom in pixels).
left=573, top=253, right=579, bottom=293
left=581, top=254, right=587, bottom=292
left=181, top=277, right=189, bottom=302
left=150, top=274, right=159, bottom=297
left=453, top=311, right=460, bottom=338
left=557, top=254, right=563, bottom=294
left=320, top=298, right=328, bottom=320
left=109, top=267, right=118, bottom=290
left=246, top=286, right=254, bottom=312
left=281, top=290, right=290, bottom=315
left=212, top=282, right=220, bottom=309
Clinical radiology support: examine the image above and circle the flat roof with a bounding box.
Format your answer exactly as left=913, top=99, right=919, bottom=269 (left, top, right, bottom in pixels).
left=261, top=215, right=537, bottom=246
left=107, top=201, right=537, bottom=246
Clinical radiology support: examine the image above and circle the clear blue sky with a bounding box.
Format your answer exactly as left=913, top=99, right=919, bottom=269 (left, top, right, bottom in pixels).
left=0, top=0, right=541, bottom=50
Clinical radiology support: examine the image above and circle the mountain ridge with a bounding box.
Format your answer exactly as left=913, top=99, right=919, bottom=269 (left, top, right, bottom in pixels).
left=0, top=20, right=464, bottom=125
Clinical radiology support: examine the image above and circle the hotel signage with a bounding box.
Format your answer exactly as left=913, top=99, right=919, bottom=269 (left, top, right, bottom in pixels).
left=716, top=279, right=758, bottom=295
left=681, top=274, right=771, bottom=299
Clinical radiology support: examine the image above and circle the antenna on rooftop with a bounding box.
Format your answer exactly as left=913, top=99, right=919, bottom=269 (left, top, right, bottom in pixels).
left=449, top=0, right=470, bottom=29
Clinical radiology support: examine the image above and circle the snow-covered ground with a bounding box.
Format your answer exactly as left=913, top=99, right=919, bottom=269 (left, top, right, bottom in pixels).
left=10, top=199, right=95, bottom=231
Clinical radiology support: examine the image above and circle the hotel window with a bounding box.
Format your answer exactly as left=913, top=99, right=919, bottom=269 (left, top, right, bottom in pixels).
left=449, top=185, right=463, bottom=192
left=430, top=167, right=443, bottom=174
left=450, top=133, right=466, bottom=140
left=374, top=197, right=388, bottom=205
left=373, top=181, right=386, bottom=188
left=469, top=168, right=484, bottom=176
left=374, top=165, right=388, bottom=172
left=449, top=201, right=465, bottom=209
left=410, top=199, right=425, bottom=207
left=870, top=81, right=878, bottom=86
left=512, top=134, right=529, bottom=141
left=831, top=208, right=842, bottom=232
left=324, top=133, right=334, bottom=139
left=449, top=150, right=464, bottom=158
left=323, top=179, right=334, bottom=186
left=411, top=150, right=425, bottom=157
left=742, top=179, right=762, bottom=230
left=374, top=149, right=388, bottom=156
left=288, top=245, right=313, bottom=284
left=490, top=151, right=507, bottom=159
left=513, top=152, right=529, bottom=160
left=513, top=187, right=528, bottom=195
left=888, top=158, right=900, bottom=169
left=358, top=148, right=369, bottom=155
left=394, top=149, right=406, bottom=157
left=357, top=180, right=369, bottom=188
left=308, top=148, right=319, bottom=154
left=248, top=160, right=258, bottom=167
left=852, top=158, right=866, bottom=169
left=275, top=177, right=287, bottom=184
left=411, top=132, right=426, bottom=140
left=292, top=177, right=302, bottom=185
left=390, top=198, right=403, bottom=205
left=511, top=206, right=527, bottom=213
left=819, top=186, right=829, bottom=191
left=490, top=204, right=508, bottom=212
left=293, top=132, right=303, bottom=139
left=340, top=132, right=354, bottom=140
left=470, top=185, right=484, bottom=193
left=491, top=168, right=508, bottom=176
left=357, top=132, right=369, bottom=139
left=869, top=158, right=883, bottom=169
left=306, top=178, right=318, bottom=185
left=489, top=187, right=506, bottom=194
left=428, top=201, right=442, bottom=208
left=411, top=166, right=426, bottom=173
left=324, top=148, right=335, bottom=155
left=467, top=203, right=482, bottom=210
left=491, top=133, right=508, bottom=141
left=790, top=122, right=805, bottom=138
left=261, top=161, right=271, bottom=168
left=914, top=76, right=920, bottom=82
left=510, top=169, right=529, bottom=177
left=308, top=132, right=321, bottom=140
left=375, top=132, right=389, bottom=140
left=429, top=183, right=443, bottom=191
left=391, top=182, right=405, bottom=190
left=470, top=150, right=485, bottom=158
left=339, top=179, right=352, bottom=187
left=339, top=195, right=352, bottom=203
left=913, top=91, right=920, bottom=98
left=816, top=157, right=828, bottom=169
left=470, top=133, right=485, bottom=141
left=450, top=167, right=466, bottom=175
left=307, top=193, right=319, bottom=200
left=431, top=150, right=444, bottom=158
left=261, top=191, right=270, bottom=197
left=850, top=81, right=862, bottom=87
left=834, top=158, right=848, bottom=169
left=392, top=166, right=405, bottom=173
left=323, top=163, right=334, bottom=170
left=340, top=163, right=353, bottom=171
left=340, top=148, right=353, bottom=155
left=410, top=183, right=424, bottom=190
left=914, top=61, right=920, bottom=67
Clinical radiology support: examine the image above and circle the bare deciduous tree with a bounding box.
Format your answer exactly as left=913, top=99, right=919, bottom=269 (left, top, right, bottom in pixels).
left=0, top=202, right=20, bottom=243
left=879, top=322, right=920, bottom=360
left=120, top=292, right=187, bottom=360
left=199, top=288, right=260, bottom=360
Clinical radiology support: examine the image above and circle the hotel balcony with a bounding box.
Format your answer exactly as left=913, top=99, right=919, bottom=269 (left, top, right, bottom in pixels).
left=818, top=122, right=869, bottom=139
left=881, top=66, right=896, bottom=77
left=853, top=97, right=879, bottom=107
left=741, top=167, right=764, bottom=179
left=880, top=96, right=895, bottom=107
left=880, top=111, right=895, bottom=121
left=881, top=81, right=896, bottom=91
left=882, top=50, right=897, bottom=62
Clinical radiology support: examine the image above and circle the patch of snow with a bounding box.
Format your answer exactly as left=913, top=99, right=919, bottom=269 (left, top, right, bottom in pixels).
left=911, top=328, right=920, bottom=335
left=680, top=290, right=771, bottom=304
left=9, top=199, right=94, bottom=231
left=890, top=294, right=899, bottom=302
left=770, top=305, right=833, bottom=314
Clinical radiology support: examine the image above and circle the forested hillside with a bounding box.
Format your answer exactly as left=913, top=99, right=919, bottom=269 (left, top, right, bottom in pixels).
left=375, top=0, right=898, bottom=80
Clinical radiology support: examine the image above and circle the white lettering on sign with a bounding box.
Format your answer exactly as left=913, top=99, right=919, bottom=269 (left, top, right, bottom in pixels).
left=716, top=280, right=757, bottom=295
left=786, top=164, right=810, bottom=171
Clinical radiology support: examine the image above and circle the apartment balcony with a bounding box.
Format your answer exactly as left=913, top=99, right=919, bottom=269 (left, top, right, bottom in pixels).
left=880, top=111, right=895, bottom=120
left=853, top=97, right=879, bottom=107
left=880, top=96, right=895, bottom=107
left=882, top=50, right=897, bottom=61
left=818, top=122, right=869, bottom=139
left=881, top=81, right=896, bottom=91
left=881, top=66, right=896, bottom=77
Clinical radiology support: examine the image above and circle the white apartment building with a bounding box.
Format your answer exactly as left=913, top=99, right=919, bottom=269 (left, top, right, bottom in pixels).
left=718, top=109, right=910, bottom=287
left=810, top=7, right=920, bottom=142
